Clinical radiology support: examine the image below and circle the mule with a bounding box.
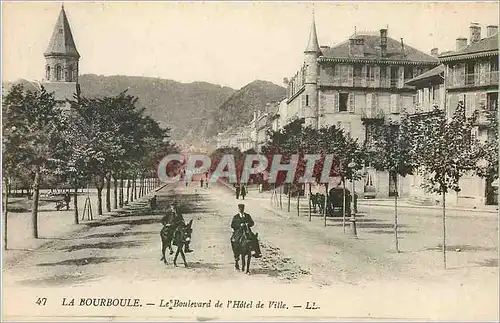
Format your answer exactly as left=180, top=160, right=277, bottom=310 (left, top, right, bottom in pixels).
left=231, top=224, right=262, bottom=274
left=160, top=219, right=193, bottom=267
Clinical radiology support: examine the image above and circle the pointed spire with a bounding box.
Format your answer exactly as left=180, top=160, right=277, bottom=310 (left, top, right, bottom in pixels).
left=44, top=5, right=80, bottom=58
left=304, top=9, right=320, bottom=53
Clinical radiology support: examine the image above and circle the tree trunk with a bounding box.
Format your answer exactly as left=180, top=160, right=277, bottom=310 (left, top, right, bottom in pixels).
left=342, top=179, right=346, bottom=234
left=4, top=177, right=10, bottom=250
left=442, top=191, right=447, bottom=269
left=308, top=183, right=312, bottom=222
left=105, top=175, right=111, bottom=212
left=287, top=184, right=291, bottom=212
left=279, top=185, right=283, bottom=209
left=297, top=186, right=300, bottom=217
left=394, top=189, right=399, bottom=253
left=73, top=186, right=79, bottom=225
left=31, top=167, right=41, bottom=238
left=323, top=183, right=329, bottom=227
left=133, top=178, right=137, bottom=200
left=127, top=179, right=131, bottom=203
left=113, top=177, right=118, bottom=210
left=96, top=176, right=104, bottom=216
left=119, top=179, right=124, bottom=208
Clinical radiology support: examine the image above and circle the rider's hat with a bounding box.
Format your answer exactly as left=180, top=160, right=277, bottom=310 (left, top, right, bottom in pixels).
left=238, top=203, right=245, bottom=208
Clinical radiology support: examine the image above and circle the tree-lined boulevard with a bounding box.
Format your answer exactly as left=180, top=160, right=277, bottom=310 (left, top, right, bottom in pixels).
left=3, top=181, right=498, bottom=320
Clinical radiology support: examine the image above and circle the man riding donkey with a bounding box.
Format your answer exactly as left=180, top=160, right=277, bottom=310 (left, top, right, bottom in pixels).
left=230, top=204, right=262, bottom=271
left=161, top=202, right=194, bottom=258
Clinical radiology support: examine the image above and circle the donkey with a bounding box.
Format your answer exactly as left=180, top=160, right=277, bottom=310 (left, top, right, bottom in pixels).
left=231, top=224, right=262, bottom=274
left=160, top=219, right=193, bottom=267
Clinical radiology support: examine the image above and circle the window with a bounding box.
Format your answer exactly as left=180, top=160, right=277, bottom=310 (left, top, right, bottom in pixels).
left=46, top=66, right=50, bottom=80
left=305, top=95, right=309, bottom=107
left=390, top=66, right=399, bottom=87
left=491, top=57, right=499, bottom=71
left=404, top=66, right=413, bottom=80
left=339, top=93, right=349, bottom=112
left=353, top=64, right=363, bottom=77
left=366, top=65, right=375, bottom=81
left=380, top=66, right=387, bottom=79
left=56, top=65, right=62, bottom=81
left=68, top=66, right=73, bottom=82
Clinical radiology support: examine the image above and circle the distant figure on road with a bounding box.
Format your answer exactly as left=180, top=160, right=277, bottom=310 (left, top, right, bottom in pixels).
left=205, top=172, right=210, bottom=188
left=150, top=195, right=157, bottom=210
left=234, top=183, right=241, bottom=199
left=240, top=185, right=247, bottom=200
left=64, top=191, right=71, bottom=210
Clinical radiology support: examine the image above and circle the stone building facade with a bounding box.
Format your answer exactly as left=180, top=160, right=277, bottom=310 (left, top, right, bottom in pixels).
left=406, top=23, right=499, bottom=206
left=284, top=16, right=440, bottom=198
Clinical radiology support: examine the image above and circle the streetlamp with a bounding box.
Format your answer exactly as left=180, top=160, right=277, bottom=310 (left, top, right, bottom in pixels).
left=347, top=161, right=358, bottom=238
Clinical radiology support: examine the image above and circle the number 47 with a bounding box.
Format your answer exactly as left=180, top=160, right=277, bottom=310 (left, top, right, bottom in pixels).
left=36, top=298, right=47, bottom=306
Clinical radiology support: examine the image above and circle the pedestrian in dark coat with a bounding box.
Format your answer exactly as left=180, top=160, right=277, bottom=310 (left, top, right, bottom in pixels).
left=240, top=185, right=247, bottom=200
left=234, top=183, right=241, bottom=199
left=64, top=192, right=71, bottom=210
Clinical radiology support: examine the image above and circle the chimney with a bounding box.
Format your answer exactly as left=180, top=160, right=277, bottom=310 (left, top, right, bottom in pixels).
left=349, top=38, right=365, bottom=57
left=283, top=77, right=289, bottom=86
left=469, top=22, right=481, bottom=44
left=380, top=28, right=388, bottom=57
left=487, top=25, right=498, bottom=37
left=456, top=37, right=467, bottom=51
left=400, top=38, right=406, bottom=57
left=431, top=47, right=439, bottom=57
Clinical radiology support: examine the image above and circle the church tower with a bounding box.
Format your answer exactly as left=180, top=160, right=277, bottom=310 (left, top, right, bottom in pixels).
left=43, top=5, right=80, bottom=101
left=303, top=13, right=321, bottom=129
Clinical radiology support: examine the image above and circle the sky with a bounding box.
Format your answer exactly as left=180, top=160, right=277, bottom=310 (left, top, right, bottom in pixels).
left=2, top=1, right=499, bottom=89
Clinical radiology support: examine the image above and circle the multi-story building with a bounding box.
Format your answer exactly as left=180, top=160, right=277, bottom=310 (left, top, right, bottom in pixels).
left=215, top=127, right=253, bottom=152
left=406, top=23, right=499, bottom=206
left=284, top=16, right=440, bottom=197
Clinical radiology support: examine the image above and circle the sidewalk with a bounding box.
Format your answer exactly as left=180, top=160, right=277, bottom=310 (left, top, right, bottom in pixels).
left=3, top=182, right=168, bottom=265
left=230, top=184, right=498, bottom=215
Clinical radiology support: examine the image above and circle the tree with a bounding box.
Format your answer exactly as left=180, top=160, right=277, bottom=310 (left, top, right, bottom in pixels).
left=3, top=84, right=67, bottom=238
left=365, top=114, right=417, bottom=252
left=472, top=106, right=498, bottom=204
left=409, top=102, right=477, bottom=269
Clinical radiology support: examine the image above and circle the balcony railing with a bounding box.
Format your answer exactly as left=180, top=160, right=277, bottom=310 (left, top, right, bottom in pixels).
left=361, top=108, right=385, bottom=120
left=448, top=71, right=499, bottom=88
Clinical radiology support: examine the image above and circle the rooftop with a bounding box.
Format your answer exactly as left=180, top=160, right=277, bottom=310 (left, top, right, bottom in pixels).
left=405, top=64, right=445, bottom=85
left=439, top=34, right=498, bottom=60
left=44, top=6, right=80, bottom=58
left=321, top=33, right=439, bottom=63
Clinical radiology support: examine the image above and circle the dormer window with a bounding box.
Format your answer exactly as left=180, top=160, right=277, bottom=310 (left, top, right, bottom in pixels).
left=56, top=65, right=62, bottom=81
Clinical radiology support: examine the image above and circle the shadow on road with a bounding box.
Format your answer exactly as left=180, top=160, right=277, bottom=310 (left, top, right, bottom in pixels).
left=425, top=244, right=498, bottom=252
left=18, top=273, right=101, bottom=287
left=475, top=258, right=499, bottom=267
left=60, top=240, right=143, bottom=252
left=36, top=256, right=117, bottom=267
left=82, top=231, right=157, bottom=239
left=368, top=229, right=417, bottom=235
left=187, top=262, right=221, bottom=270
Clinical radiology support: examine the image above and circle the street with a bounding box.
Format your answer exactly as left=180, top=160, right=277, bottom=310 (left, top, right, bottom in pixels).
left=3, top=182, right=499, bottom=321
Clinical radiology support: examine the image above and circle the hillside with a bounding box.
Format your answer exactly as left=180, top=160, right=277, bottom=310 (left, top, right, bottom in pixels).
left=78, top=74, right=235, bottom=145
left=203, top=80, right=286, bottom=138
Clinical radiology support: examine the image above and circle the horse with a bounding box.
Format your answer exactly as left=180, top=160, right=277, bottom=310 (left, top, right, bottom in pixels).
left=231, top=224, right=262, bottom=274
left=311, top=193, right=326, bottom=214
left=160, top=219, right=193, bottom=267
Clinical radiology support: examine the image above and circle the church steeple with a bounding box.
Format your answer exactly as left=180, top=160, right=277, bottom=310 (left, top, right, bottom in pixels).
left=304, top=11, right=321, bottom=53
left=44, top=5, right=80, bottom=83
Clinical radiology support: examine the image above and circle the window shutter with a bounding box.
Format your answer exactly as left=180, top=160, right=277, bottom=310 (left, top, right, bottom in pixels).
left=390, top=94, right=398, bottom=114
left=334, top=64, right=341, bottom=85
left=348, top=93, right=355, bottom=113
left=366, top=93, right=373, bottom=117
left=361, top=65, right=367, bottom=87
left=398, top=66, right=405, bottom=88
left=319, top=92, right=325, bottom=115
left=301, top=95, right=307, bottom=118
left=372, top=93, right=379, bottom=115
left=347, top=65, right=353, bottom=86
left=374, top=66, right=380, bottom=87
left=333, top=92, right=340, bottom=113
left=479, top=92, right=487, bottom=109
left=458, top=64, right=466, bottom=87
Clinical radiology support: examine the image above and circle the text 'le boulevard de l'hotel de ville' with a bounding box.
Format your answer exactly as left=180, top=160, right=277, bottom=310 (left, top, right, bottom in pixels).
left=6, top=5, right=499, bottom=208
